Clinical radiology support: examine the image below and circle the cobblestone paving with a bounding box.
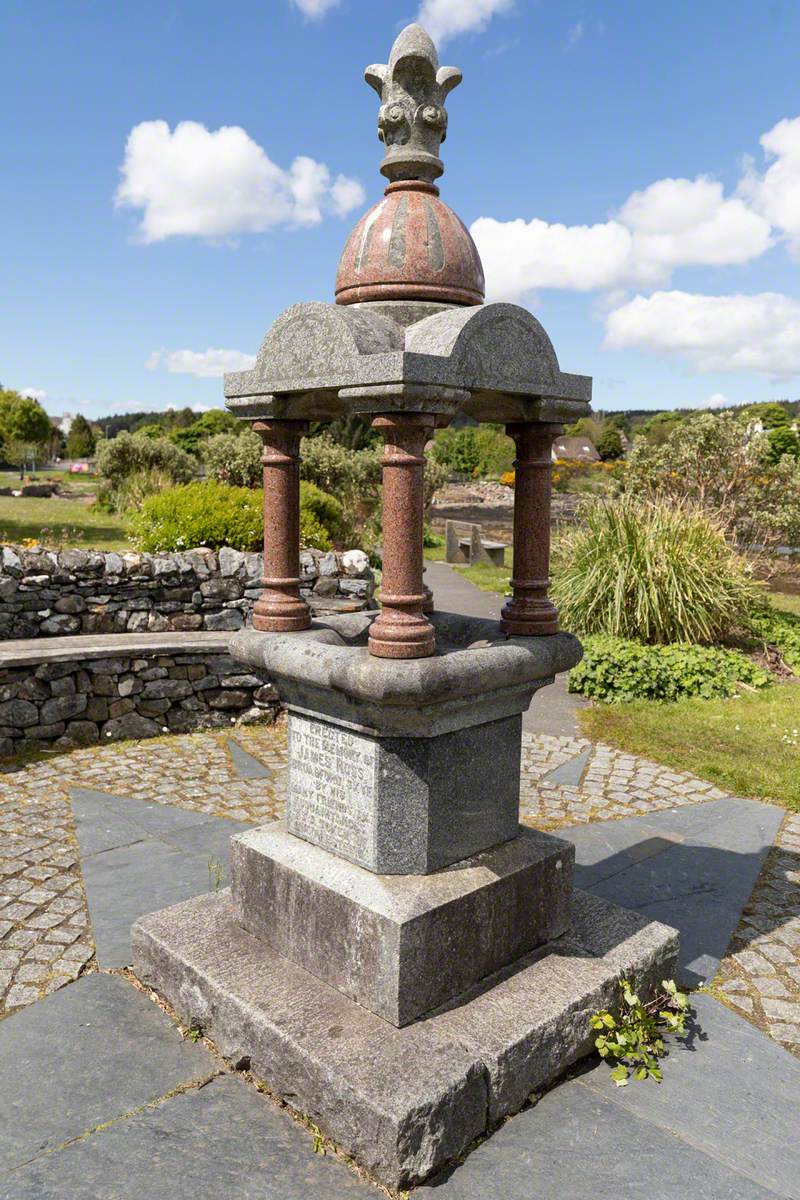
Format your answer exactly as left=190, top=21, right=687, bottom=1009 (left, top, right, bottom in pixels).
left=713, top=812, right=800, bottom=1054
left=1, top=722, right=798, bottom=1057
left=518, top=732, right=729, bottom=829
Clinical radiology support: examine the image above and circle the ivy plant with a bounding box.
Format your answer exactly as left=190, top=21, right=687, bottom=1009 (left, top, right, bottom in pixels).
left=589, top=978, right=690, bottom=1086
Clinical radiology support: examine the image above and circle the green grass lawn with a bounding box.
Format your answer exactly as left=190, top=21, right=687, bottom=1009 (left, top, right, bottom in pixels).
left=0, top=496, right=129, bottom=551
left=424, top=544, right=513, bottom=594
left=769, top=590, right=800, bottom=616
left=579, top=684, right=800, bottom=811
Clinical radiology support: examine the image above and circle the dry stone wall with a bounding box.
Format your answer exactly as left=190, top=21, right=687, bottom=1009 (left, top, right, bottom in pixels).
left=0, top=650, right=279, bottom=757
left=0, top=545, right=375, bottom=640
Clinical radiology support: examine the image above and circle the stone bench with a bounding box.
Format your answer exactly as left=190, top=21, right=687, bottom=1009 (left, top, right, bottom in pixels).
left=445, top=519, right=508, bottom=567
left=0, top=632, right=279, bottom=758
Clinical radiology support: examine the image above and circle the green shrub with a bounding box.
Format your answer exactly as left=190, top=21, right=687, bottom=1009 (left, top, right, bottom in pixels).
left=130, top=481, right=264, bottom=552
left=569, top=636, right=769, bottom=703
left=431, top=424, right=514, bottom=477
left=552, top=497, right=760, bottom=645
left=96, top=431, right=195, bottom=510
left=204, top=430, right=263, bottom=488
left=129, top=479, right=344, bottom=553
left=750, top=607, right=800, bottom=671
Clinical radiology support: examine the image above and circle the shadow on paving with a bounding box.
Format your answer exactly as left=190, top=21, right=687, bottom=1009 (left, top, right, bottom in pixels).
left=68, top=787, right=253, bottom=968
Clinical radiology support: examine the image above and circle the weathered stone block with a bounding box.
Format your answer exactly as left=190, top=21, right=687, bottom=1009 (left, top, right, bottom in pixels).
left=231, top=822, right=572, bottom=1026
left=204, top=610, right=244, bottom=631
left=41, top=693, right=88, bottom=724
left=0, top=698, right=43, bottom=728
left=287, top=710, right=522, bottom=873
left=132, top=888, right=676, bottom=1190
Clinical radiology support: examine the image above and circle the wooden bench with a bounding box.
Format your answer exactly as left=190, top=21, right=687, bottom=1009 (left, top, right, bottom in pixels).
left=444, top=520, right=508, bottom=568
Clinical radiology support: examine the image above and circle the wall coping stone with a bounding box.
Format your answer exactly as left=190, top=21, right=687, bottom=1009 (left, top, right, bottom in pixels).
left=0, top=632, right=234, bottom=669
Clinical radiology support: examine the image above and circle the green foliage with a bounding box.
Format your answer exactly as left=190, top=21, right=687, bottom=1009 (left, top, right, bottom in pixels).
left=623, top=411, right=800, bottom=550
left=569, top=636, right=769, bottom=703
left=130, top=481, right=264, bottom=552
left=595, top=427, right=624, bottom=461
left=635, top=410, right=689, bottom=445
left=552, top=497, right=760, bottom=645
left=750, top=606, right=800, bottom=671
left=744, top=401, right=789, bottom=429
left=765, top=425, right=800, bottom=465
left=129, top=479, right=344, bottom=553
left=131, top=423, right=167, bottom=441
left=590, top=978, right=690, bottom=1086
left=0, top=389, right=53, bottom=455
left=96, top=431, right=195, bottom=509
left=169, top=409, right=241, bottom=455
left=431, top=424, right=515, bottom=477
left=309, top=414, right=378, bottom=450
left=65, top=414, right=96, bottom=458
left=204, top=430, right=263, bottom=488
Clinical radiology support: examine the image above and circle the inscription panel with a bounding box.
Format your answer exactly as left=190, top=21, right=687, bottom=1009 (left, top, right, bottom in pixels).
left=288, top=713, right=378, bottom=866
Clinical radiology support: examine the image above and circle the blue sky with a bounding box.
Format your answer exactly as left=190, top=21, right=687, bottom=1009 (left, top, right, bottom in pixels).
left=2, top=0, right=799, bottom=421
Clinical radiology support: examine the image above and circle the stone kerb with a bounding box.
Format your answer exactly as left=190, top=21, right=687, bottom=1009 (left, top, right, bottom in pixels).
left=0, top=544, right=375, bottom=641
left=0, top=633, right=280, bottom=756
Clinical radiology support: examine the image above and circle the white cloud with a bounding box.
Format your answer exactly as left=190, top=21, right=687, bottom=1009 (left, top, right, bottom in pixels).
left=564, top=20, right=584, bottom=49
left=739, top=116, right=800, bottom=257
left=472, top=175, right=772, bottom=301
left=417, top=0, right=514, bottom=46
left=290, top=0, right=342, bottom=18
left=146, top=348, right=257, bottom=378
left=20, top=387, right=48, bottom=403
left=603, top=290, right=800, bottom=379
left=706, top=392, right=729, bottom=408
left=116, top=120, right=364, bottom=243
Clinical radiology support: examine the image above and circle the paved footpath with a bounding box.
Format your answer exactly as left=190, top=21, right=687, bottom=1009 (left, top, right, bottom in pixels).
left=0, top=563, right=799, bottom=1197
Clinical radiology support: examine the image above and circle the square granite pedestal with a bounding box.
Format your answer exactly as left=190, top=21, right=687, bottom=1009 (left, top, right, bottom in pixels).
left=132, top=614, right=678, bottom=1189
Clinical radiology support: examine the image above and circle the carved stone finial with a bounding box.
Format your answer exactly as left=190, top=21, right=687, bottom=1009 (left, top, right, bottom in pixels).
left=365, top=23, right=462, bottom=184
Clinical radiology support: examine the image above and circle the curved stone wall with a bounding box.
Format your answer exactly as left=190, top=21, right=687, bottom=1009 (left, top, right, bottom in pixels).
left=0, top=634, right=279, bottom=757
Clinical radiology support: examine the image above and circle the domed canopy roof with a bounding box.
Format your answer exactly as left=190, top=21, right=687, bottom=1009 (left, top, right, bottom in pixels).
left=335, top=180, right=485, bottom=307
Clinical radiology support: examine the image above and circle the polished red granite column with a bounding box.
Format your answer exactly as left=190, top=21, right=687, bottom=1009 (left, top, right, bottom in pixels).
left=500, top=422, right=561, bottom=637
left=252, top=420, right=311, bottom=633
left=369, top=414, right=436, bottom=659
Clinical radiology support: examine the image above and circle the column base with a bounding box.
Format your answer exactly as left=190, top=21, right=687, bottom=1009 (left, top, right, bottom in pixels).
left=252, top=597, right=311, bottom=633
left=367, top=610, right=436, bottom=658
left=132, top=888, right=678, bottom=1191
left=500, top=598, right=559, bottom=637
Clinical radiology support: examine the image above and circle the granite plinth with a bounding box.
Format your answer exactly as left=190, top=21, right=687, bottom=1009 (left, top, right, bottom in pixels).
left=132, top=888, right=678, bottom=1190
left=286, top=710, right=522, bottom=872
left=230, top=821, right=573, bottom=1025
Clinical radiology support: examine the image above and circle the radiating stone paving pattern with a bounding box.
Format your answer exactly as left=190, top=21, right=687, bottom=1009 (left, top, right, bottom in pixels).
left=518, top=732, right=729, bottom=829
left=1, top=723, right=798, bottom=1058
left=0, top=722, right=288, bottom=1018
left=713, top=812, right=800, bottom=1054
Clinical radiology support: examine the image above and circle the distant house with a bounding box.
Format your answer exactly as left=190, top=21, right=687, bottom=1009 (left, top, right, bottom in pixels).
left=552, top=436, right=600, bottom=463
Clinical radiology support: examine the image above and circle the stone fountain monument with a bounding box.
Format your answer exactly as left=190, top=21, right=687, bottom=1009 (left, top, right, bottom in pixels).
left=133, top=25, right=678, bottom=1190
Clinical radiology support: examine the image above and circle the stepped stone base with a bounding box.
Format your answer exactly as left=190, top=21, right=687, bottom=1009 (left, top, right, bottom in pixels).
left=231, top=822, right=573, bottom=1026
left=132, top=888, right=678, bottom=1190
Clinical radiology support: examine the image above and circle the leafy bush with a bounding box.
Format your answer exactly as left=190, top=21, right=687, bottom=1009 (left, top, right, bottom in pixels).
left=569, top=636, right=769, bottom=703
left=96, top=431, right=195, bottom=510
left=623, top=411, right=800, bottom=551
left=750, top=607, right=800, bottom=671
left=204, top=430, right=263, bottom=488
left=596, top=428, right=624, bottom=461
left=130, top=481, right=264, bottom=552
left=552, top=497, right=760, bottom=645
left=765, top=426, right=800, bottom=465
left=590, top=978, right=690, bottom=1086
left=129, top=479, right=344, bottom=552
left=431, top=424, right=514, bottom=477
left=552, top=459, right=618, bottom=494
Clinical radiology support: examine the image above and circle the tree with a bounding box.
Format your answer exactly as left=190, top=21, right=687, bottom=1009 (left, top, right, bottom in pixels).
left=744, top=402, right=789, bottom=430
left=66, top=414, right=96, bottom=458
left=132, top=423, right=167, bottom=441
left=635, top=411, right=689, bottom=446
left=596, top=428, right=624, bottom=461
left=0, top=389, right=54, bottom=475
left=765, top=425, right=800, bottom=465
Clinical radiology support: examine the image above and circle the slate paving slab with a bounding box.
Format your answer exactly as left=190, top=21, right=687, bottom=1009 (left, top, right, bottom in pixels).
left=0, top=973, right=214, bottom=1176
left=69, top=788, right=251, bottom=967
left=227, top=737, right=274, bottom=780
left=0, top=1074, right=372, bottom=1200
left=563, top=797, right=784, bottom=986
left=423, top=994, right=800, bottom=1199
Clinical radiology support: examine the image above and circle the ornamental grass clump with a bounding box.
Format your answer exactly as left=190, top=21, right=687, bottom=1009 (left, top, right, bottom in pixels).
left=552, top=497, right=760, bottom=645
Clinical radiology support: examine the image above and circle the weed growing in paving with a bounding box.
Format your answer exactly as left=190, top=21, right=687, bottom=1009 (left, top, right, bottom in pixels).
left=590, top=978, right=690, bottom=1086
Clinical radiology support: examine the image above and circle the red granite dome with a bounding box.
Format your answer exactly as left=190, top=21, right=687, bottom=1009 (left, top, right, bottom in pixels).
left=335, top=180, right=485, bottom=307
